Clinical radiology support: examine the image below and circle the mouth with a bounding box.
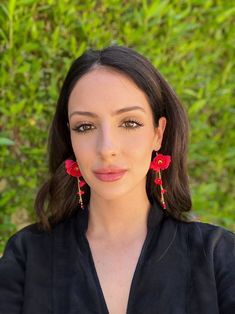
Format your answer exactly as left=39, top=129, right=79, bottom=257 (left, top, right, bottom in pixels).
left=94, top=168, right=127, bottom=174
left=93, top=170, right=127, bottom=182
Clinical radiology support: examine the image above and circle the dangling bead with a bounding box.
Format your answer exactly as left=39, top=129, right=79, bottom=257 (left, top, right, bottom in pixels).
left=150, top=152, right=171, bottom=210
left=157, top=170, right=167, bottom=209
left=65, top=159, right=86, bottom=210
left=77, top=179, right=84, bottom=209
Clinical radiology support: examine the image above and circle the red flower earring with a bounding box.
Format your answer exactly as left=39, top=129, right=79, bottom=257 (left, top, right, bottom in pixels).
left=65, top=160, right=86, bottom=209
left=150, top=152, right=171, bottom=209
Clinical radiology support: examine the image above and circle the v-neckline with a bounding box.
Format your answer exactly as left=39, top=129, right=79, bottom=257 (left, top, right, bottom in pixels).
left=83, top=225, right=155, bottom=314
left=79, top=198, right=164, bottom=313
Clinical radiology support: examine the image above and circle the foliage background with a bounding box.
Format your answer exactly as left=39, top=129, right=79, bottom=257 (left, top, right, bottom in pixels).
left=0, top=0, right=234, bottom=252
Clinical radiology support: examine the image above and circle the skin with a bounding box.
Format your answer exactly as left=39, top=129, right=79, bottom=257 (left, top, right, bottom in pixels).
left=68, top=66, right=166, bottom=239
left=68, top=66, right=166, bottom=313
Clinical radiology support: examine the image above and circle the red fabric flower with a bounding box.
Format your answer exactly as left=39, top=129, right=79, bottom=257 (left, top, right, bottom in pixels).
left=154, top=178, right=162, bottom=185
left=65, top=160, right=81, bottom=177
left=150, top=154, right=171, bottom=172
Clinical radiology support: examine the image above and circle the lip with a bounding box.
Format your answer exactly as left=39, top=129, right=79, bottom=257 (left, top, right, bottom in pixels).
left=93, top=169, right=127, bottom=182
left=94, top=168, right=126, bottom=174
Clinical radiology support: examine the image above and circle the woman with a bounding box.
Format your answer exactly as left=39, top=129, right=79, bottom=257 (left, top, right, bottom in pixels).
left=0, top=46, right=234, bottom=314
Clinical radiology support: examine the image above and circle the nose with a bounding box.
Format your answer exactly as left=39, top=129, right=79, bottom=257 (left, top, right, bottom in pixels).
left=96, top=124, right=118, bottom=158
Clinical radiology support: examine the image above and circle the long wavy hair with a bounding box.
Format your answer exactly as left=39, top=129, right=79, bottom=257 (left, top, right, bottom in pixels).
left=35, top=45, right=192, bottom=231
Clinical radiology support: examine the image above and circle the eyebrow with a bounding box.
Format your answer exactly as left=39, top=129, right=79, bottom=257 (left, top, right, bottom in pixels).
left=69, top=105, right=146, bottom=119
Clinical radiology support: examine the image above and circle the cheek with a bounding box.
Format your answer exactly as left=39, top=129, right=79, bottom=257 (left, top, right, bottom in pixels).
left=126, top=130, right=155, bottom=156
left=70, top=134, right=79, bottom=156
left=70, top=134, right=92, bottom=163
left=126, top=137, right=153, bottom=172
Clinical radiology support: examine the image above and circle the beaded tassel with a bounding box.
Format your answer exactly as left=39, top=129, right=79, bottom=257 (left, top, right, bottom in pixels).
left=150, top=153, right=171, bottom=209
left=65, top=159, right=87, bottom=210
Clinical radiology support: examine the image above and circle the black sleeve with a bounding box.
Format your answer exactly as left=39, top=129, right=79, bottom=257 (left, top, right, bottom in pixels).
left=214, top=228, right=235, bottom=313
left=0, top=234, right=25, bottom=314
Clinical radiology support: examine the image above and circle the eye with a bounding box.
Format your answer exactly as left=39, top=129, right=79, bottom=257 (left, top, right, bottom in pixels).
left=72, top=123, right=95, bottom=134
left=72, top=119, right=143, bottom=134
left=121, top=119, right=143, bottom=130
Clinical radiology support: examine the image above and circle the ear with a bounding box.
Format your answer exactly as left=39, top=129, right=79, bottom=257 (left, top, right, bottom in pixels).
left=152, top=117, right=167, bottom=151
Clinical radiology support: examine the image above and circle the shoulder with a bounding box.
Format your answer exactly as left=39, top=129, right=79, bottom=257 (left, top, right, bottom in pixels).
left=178, top=221, right=235, bottom=310
left=177, top=217, right=235, bottom=244
left=1, top=210, right=80, bottom=260
left=1, top=223, right=47, bottom=262
left=173, top=218, right=235, bottom=262
left=170, top=214, right=234, bottom=239
left=173, top=219, right=235, bottom=310
left=182, top=219, right=235, bottom=246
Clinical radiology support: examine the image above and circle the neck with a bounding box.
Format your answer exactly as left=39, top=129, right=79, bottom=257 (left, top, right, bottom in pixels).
left=86, top=188, right=151, bottom=243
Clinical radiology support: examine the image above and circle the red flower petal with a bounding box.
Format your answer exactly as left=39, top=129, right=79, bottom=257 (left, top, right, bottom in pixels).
left=161, top=188, right=167, bottom=194
left=150, top=154, right=171, bottom=171
left=65, top=159, right=81, bottom=177
left=65, top=159, right=74, bottom=169
left=150, top=161, right=160, bottom=172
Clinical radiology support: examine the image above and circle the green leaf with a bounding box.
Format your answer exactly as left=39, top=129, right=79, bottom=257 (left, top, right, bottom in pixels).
left=0, top=138, right=15, bottom=146
left=8, top=0, right=16, bottom=20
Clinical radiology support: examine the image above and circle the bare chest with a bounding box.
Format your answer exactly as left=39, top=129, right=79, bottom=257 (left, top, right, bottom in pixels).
left=87, top=239, right=145, bottom=314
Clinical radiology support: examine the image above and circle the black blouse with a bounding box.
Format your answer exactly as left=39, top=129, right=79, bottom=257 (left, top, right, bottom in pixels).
left=0, top=198, right=235, bottom=314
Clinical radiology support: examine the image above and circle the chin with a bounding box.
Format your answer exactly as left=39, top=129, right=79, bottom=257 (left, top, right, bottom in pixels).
left=90, top=182, right=141, bottom=202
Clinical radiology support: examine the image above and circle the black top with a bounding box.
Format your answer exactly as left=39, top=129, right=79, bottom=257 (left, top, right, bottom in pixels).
left=0, top=198, right=235, bottom=314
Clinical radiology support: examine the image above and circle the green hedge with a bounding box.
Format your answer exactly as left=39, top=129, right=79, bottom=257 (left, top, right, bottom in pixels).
left=0, top=0, right=235, bottom=252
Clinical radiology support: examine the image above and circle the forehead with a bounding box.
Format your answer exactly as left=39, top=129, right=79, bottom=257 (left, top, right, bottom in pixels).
left=68, top=67, right=152, bottom=116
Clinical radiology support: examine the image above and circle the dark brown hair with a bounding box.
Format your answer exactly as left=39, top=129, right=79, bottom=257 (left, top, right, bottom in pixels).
left=35, top=45, right=192, bottom=231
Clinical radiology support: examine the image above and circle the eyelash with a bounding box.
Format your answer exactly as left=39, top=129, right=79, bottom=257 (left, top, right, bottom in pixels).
left=72, top=119, right=143, bottom=134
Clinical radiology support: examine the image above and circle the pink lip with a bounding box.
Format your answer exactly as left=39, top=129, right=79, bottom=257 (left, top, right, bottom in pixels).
left=94, top=168, right=126, bottom=174
left=93, top=169, right=127, bottom=182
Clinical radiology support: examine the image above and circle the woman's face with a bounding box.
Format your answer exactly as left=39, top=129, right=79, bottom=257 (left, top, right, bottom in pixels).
left=68, top=67, right=166, bottom=200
